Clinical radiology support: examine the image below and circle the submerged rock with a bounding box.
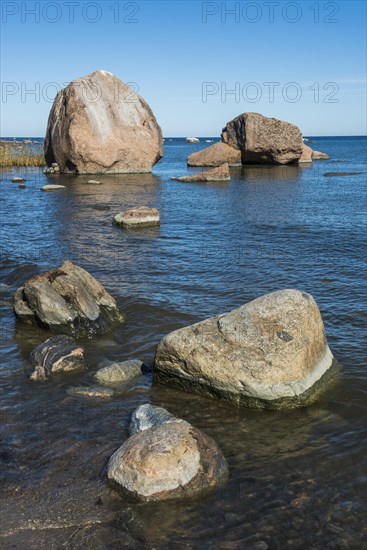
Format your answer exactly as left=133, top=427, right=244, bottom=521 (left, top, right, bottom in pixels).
left=29, top=335, right=85, bottom=380
left=113, top=206, right=160, bottom=228
left=44, top=70, right=163, bottom=174
left=172, top=163, right=230, bottom=182
left=94, top=359, right=143, bottom=385
left=66, top=385, right=115, bottom=398
left=154, top=289, right=334, bottom=409
left=107, top=405, right=228, bottom=501
left=324, top=172, right=363, bottom=177
left=13, top=260, right=123, bottom=337
left=86, top=179, right=101, bottom=185
left=221, top=112, right=303, bottom=165
left=129, top=403, right=177, bottom=435
left=187, top=142, right=241, bottom=167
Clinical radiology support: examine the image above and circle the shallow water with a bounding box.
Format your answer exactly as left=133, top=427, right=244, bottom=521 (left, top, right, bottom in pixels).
left=0, top=137, right=366, bottom=548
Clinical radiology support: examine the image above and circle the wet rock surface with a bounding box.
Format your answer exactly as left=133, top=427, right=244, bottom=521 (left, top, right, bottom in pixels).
left=29, top=335, right=85, bottom=380
left=13, top=260, right=123, bottom=337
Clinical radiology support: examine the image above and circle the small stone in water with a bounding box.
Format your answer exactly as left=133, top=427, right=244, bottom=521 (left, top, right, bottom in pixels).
left=12, top=177, right=25, bottom=183
left=18, top=184, right=26, bottom=189
left=87, top=179, right=102, bottom=184
left=41, top=184, right=66, bottom=191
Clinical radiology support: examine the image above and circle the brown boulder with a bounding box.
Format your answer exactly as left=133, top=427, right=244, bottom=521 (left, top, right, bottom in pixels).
left=107, top=405, right=228, bottom=501
left=187, top=142, right=241, bottom=167
left=221, top=112, right=303, bottom=165
left=44, top=70, right=163, bottom=174
left=172, top=163, right=230, bottom=182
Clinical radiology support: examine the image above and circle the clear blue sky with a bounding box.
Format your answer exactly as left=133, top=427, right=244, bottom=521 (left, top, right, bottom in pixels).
left=1, top=0, right=366, bottom=136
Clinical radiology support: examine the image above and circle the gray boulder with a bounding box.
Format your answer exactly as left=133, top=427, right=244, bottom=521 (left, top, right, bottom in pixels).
left=29, top=335, right=85, bottom=380
left=129, top=403, right=177, bottom=435
left=221, top=112, right=303, bottom=165
left=154, top=289, right=334, bottom=409
left=13, top=261, right=123, bottom=337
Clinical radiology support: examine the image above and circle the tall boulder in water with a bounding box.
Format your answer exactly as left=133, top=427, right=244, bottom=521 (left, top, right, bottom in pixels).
left=44, top=70, right=163, bottom=174
left=221, top=112, right=303, bottom=165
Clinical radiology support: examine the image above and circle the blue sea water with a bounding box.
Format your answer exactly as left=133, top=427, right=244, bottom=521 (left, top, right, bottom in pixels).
left=0, top=136, right=366, bottom=548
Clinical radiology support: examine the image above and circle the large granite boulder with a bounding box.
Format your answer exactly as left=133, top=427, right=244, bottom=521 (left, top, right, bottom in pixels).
left=221, top=112, right=303, bottom=165
left=44, top=70, right=163, bottom=174
left=154, top=289, right=334, bottom=409
left=29, top=335, right=85, bottom=381
left=107, top=405, right=228, bottom=501
left=172, top=163, right=230, bottom=182
left=187, top=142, right=241, bottom=167
left=13, top=261, right=123, bottom=337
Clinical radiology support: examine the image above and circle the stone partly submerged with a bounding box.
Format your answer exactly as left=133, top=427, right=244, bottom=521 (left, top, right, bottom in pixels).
left=221, top=112, right=304, bottom=165
left=186, top=137, right=200, bottom=143
left=113, top=206, right=160, bottom=228
left=172, top=163, right=230, bottom=183
left=312, top=150, right=330, bottom=160
left=298, top=144, right=314, bottom=163
left=13, top=260, right=123, bottom=337
left=187, top=142, right=241, bottom=167
left=41, top=184, right=66, bottom=191
left=29, top=335, right=85, bottom=381
left=154, top=289, right=335, bottom=409
left=94, top=359, right=143, bottom=385
left=107, top=404, right=228, bottom=501
left=298, top=144, right=330, bottom=163
left=44, top=70, right=163, bottom=174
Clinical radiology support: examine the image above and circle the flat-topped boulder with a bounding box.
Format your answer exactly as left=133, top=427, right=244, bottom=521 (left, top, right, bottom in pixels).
left=186, top=137, right=200, bottom=143
left=221, top=112, right=303, bottom=165
left=29, top=335, right=85, bottom=381
left=107, top=405, right=228, bottom=501
left=187, top=142, right=241, bottom=167
left=44, top=70, right=163, bottom=174
left=13, top=261, right=123, bottom=337
left=154, top=289, right=334, bottom=409
left=113, top=206, right=160, bottom=228
left=172, top=163, right=230, bottom=182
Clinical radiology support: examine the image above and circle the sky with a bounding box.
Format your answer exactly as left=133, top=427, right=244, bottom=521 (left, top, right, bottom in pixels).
left=1, top=0, right=366, bottom=137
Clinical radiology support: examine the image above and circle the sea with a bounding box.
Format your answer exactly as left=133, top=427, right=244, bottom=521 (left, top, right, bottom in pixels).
left=0, top=136, right=366, bottom=548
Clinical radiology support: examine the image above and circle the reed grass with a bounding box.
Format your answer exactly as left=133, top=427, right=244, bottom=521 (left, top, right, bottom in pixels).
left=0, top=142, right=45, bottom=167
